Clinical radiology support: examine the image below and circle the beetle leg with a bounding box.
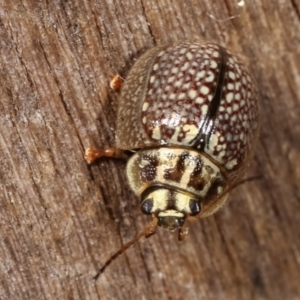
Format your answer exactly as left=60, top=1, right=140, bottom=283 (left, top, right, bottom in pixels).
left=85, top=147, right=125, bottom=164
left=178, top=225, right=189, bottom=241
left=110, top=74, right=123, bottom=91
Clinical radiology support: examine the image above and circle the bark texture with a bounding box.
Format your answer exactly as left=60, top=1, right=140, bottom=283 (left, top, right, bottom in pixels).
left=0, top=1, right=300, bottom=299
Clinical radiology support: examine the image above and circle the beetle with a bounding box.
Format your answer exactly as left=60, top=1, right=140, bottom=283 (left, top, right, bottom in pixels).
left=86, top=41, right=259, bottom=279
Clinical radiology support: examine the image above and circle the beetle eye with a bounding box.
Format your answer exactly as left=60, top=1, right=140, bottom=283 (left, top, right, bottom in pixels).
left=189, top=199, right=201, bottom=216
left=141, top=198, right=153, bottom=215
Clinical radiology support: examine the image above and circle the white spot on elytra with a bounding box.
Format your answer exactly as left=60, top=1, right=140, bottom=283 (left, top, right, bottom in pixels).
left=207, top=131, right=221, bottom=153
left=228, top=58, right=234, bottom=64
left=228, top=71, right=236, bottom=80
left=216, top=144, right=225, bottom=152
left=201, top=104, right=208, bottom=115
left=171, top=67, right=179, bottom=74
left=168, top=76, right=175, bottom=83
left=182, top=82, right=191, bottom=90
left=150, top=76, right=155, bottom=83
left=186, top=52, right=193, bottom=60
left=182, top=62, right=189, bottom=71
left=188, top=89, right=197, bottom=99
left=142, top=102, right=149, bottom=111
left=180, top=48, right=187, bottom=54
left=231, top=115, right=237, bottom=122
left=233, top=103, right=239, bottom=111
left=153, top=63, right=159, bottom=71
left=226, top=158, right=237, bottom=169
left=205, top=72, right=215, bottom=83
left=174, top=79, right=183, bottom=87
left=210, top=60, right=218, bottom=69
left=165, top=85, right=172, bottom=91
left=181, top=124, right=198, bottom=143
left=200, top=85, right=210, bottom=95
left=235, top=82, right=241, bottom=90
left=213, top=51, right=219, bottom=58
left=227, top=83, right=234, bottom=90
left=189, top=69, right=196, bottom=75
left=178, top=93, right=186, bottom=100
left=196, top=70, right=206, bottom=79
left=235, top=93, right=241, bottom=100
left=196, top=97, right=204, bottom=104
left=226, top=92, right=234, bottom=103
left=169, top=93, right=176, bottom=100
left=152, top=125, right=161, bottom=140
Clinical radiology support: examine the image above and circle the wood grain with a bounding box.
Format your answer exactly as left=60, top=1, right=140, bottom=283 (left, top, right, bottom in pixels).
left=0, top=0, right=300, bottom=299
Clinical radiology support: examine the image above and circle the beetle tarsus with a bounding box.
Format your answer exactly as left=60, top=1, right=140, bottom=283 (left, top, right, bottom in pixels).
left=110, top=74, right=123, bottom=90
left=85, top=148, right=124, bottom=164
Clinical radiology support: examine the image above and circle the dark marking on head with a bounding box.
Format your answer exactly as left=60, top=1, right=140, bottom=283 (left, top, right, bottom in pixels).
left=187, top=158, right=205, bottom=191
left=165, top=190, right=177, bottom=210
left=203, top=176, right=226, bottom=204
left=140, top=154, right=159, bottom=183
left=163, top=152, right=189, bottom=182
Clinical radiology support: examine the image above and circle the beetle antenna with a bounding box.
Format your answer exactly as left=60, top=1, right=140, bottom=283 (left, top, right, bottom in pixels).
left=224, top=175, right=262, bottom=194
left=216, top=175, right=263, bottom=202
left=188, top=175, right=262, bottom=222
left=93, top=217, right=158, bottom=281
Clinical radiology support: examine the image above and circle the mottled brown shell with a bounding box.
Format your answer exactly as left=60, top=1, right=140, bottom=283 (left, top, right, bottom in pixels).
left=116, top=41, right=259, bottom=180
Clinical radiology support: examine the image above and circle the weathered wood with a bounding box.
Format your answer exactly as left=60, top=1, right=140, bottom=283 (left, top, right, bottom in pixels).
left=0, top=0, right=300, bottom=299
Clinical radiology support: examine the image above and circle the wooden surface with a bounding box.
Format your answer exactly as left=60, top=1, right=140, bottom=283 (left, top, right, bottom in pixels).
left=0, top=1, right=300, bottom=299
